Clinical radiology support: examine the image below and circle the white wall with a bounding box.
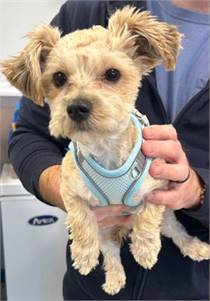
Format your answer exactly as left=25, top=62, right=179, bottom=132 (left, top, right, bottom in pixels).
left=0, top=0, right=66, bottom=81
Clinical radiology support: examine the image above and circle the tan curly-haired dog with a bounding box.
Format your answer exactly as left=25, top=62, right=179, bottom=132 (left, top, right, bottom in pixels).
left=2, top=6, right=210, bottom=295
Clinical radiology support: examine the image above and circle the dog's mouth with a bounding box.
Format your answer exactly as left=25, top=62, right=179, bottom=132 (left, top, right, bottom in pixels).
left=72, top=120, right=91, bottom=132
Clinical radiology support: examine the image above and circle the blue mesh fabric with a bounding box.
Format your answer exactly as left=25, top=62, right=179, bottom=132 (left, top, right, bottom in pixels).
left=70, top=112, right=151, bottom=207
left=81, top=159, right=144, bottom=205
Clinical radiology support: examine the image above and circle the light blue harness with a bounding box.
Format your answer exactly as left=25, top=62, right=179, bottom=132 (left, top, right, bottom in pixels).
left=69, top=112, right=152, bottom=208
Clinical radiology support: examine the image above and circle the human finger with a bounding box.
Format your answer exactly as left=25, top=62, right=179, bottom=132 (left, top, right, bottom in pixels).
left=144, top=187, right=183, bottom=210
left=98, top=215, right=132, bottom=229
left=149, top=161, right=190, bottom=182
left=142, top=140, right=187, bottom=163
left=143, top=124, right=178, bottom=141
left=93, top=204, right=131, bottom=222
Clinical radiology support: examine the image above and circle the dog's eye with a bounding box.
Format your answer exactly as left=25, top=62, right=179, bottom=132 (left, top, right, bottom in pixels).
left=53, top=72, right=67, bottom=88
left=105, top=68, right=121, bottom=82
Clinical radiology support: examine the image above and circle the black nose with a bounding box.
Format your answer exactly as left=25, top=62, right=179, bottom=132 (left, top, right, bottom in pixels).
left=67, top=101, right=92, bottom=122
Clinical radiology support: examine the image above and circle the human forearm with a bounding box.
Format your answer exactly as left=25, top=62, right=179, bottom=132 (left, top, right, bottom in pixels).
left=39, top=165, right=66, bottom=211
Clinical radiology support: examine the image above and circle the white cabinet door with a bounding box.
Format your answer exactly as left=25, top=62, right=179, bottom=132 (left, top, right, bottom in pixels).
left=1, top=197, right=68, bottom=300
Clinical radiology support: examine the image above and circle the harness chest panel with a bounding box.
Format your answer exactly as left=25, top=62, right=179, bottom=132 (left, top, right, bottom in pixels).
left=69, top=112, right=152, bottom=207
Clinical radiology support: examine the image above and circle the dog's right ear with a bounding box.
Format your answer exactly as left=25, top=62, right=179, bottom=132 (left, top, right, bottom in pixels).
left=1, top=25, right=61, bottom=106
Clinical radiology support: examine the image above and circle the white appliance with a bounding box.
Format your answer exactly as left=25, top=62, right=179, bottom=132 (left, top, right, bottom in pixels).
left=0, top=164, right=68, bottom=301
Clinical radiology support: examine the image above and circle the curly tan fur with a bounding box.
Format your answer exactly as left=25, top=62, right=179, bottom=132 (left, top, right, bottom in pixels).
left=1, top=6, right=209, bottom=295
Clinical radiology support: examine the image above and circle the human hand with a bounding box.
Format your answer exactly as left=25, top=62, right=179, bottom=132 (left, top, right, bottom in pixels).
left=142, top=125, right=203, bottom=210
left=93, top=205, right=133, bottom=229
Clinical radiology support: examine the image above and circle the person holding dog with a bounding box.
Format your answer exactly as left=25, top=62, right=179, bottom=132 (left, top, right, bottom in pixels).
left=8, top=0, right=209, bottom=300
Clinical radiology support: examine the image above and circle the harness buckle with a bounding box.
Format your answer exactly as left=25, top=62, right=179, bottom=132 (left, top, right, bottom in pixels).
left=133, top=109, right=150, bottom=127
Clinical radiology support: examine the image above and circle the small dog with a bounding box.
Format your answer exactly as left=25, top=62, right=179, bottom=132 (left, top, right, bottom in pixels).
left=2, top=6, right=210, bottom=295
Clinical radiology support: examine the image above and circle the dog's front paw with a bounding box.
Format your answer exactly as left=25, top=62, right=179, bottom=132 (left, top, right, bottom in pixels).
left=71, top=242, right=99, bottom=275
left=73, top=256, right=99, bottom=275
left=130, top=237, right=161, bottom=269
left=181, top=237, right=210, bottom=261
left=102, top=267, right=126, bottom=295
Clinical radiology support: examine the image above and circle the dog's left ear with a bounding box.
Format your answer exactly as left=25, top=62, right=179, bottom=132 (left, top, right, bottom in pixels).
left=108, top=6, right=182, bottom=73
left=1, top=25, right=61, bottom=105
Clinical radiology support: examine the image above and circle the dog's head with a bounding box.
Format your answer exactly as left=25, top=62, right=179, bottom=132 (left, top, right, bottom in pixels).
left=1, top=6, right=181, bottom=143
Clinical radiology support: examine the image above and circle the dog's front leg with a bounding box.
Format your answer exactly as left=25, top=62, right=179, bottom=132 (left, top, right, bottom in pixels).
left=161, top=209, right=210, bottom=261
left=64, top=195, right=100, bottom=275
left=61, top=152, right=100, bottom=275
left=130, top=203, right=165, bottom=269
left=99, top=230, right=126, bottom=295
